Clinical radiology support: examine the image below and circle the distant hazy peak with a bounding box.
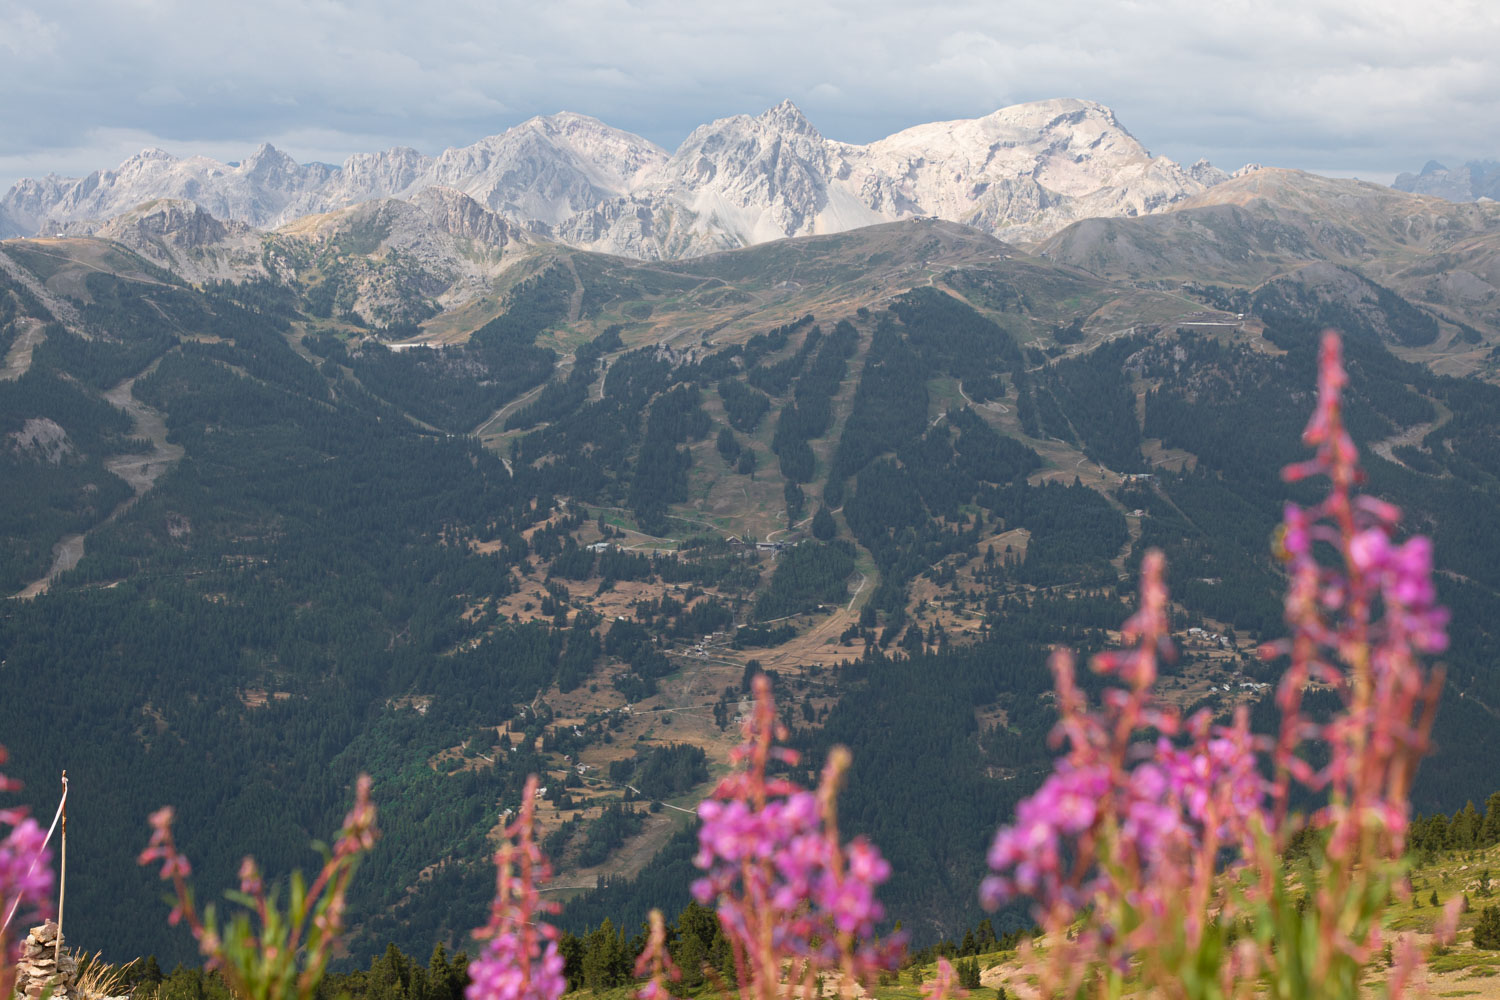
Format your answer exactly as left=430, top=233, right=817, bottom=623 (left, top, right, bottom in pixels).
left=1394, top=158, right=1500, bottom=203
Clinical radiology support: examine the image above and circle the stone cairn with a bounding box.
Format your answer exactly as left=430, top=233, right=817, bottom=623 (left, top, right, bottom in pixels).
left=12, top=922, right=78, bottom=1000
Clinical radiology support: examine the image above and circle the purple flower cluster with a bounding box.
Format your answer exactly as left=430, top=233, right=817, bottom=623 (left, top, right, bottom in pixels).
left=1, top=819, right=54, bottom=926
left=982, top=332, right=1450, bottom=1000
left=467, top=775, right=565, bottom=1000
left=2, top=746, right=54, bottom=988
left=691, top=677, right=901, bottom=991
left=920, top=957, right=966, bottom=1000
left=694, top=791, right=890, bottom=948
left=1265, top=332, right=1447, bottom=876
left=982, top=548, right=1275, bottom=924
left=468, top=934, right=565, bottom=1000
left=980, top=710, right=1267, bottom=913
left=981, top=762, right=1107, bottom=909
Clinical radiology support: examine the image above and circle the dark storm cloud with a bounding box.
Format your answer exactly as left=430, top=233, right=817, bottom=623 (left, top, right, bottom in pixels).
left=3, top=0, right=1498, bottom=190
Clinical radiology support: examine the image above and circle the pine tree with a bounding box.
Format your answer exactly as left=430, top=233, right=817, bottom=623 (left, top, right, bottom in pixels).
left=1453, top=801, right=1481, bottom=848
left=976, top=917, right=997, bottom=951
left=1475, top=906, right=1500, bottom=950
left=716, top=426, right=740, bottom=462
left=425, top=943, right=462, bottom=1000
left=1482, top=791, right=1500, bottom=846
left=581, top=918, right=628, bottom=993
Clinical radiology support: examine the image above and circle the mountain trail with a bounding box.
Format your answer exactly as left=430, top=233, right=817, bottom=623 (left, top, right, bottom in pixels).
left=471, top=354, right=574, bottom=439
left=1370, top=399, right=1451, bottom=468
left=10, top=357, right=183, bottom=600
left=2, top=317, right=46, bottom=380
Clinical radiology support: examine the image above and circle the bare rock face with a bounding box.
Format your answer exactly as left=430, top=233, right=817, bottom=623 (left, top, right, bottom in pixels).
left=56, top=198, right=266, bottom=284
left=3, top=99, right=1239, bottom=259
left=425, top=112, right=669, bottom=226
left=408, top=186, right=521, bottom=247
left=107, top=198, right=231, bottom=246
left=8, top=418, right=73, bottom=465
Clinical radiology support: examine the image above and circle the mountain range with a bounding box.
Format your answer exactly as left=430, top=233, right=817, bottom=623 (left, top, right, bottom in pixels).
left=1395, top=159, right=1500, bottom=202
left=0, top=98, right=1249, bottom=258
left=8, top=102, right=1500, bottom=963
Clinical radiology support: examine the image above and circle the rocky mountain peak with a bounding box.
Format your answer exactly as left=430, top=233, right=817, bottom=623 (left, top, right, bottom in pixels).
left=244, top=142, right=290, bottom=167
left=1187, top=158, right=1230, bottom=186
left=756, top=99, right=821, bottom=137
left=101, top=198, right=234, bottom=246
left=409, top=186, right=520, bottom=247
left=3, top=98, right=1235, bottom=257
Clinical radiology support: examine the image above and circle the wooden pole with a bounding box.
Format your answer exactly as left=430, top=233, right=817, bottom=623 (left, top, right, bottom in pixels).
left=54, top=771, right=66, bottom=969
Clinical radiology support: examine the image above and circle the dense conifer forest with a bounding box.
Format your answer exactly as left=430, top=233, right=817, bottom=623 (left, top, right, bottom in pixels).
left=2, top=229, right=1499, bottom=972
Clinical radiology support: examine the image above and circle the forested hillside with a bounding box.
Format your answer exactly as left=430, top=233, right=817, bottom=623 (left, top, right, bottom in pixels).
left=2, top=218, right=1499, bottom=965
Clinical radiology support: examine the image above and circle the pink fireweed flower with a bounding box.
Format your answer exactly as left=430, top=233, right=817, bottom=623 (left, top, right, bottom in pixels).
left=139, top=776, right=378, bottom=1000
left=2, top=817, right=55, bottom=976
left=634, top=909, right=682, bottom=1000
left=920, top=957, right=967, bottom=1000
left=693, top=676, right=901, bottom=1000
left=467, top=774, right=565, bottom=1000
left=985, top=331, right=1448, bottom=1000
left=1, top=748, right=51, bottom=1000
left=0, top=818, right=55, bottom=916
left=334, top=774, right=377, bottom=857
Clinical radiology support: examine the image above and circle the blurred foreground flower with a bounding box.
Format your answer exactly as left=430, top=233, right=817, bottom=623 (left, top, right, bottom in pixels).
left=466, top=774, right=565, bottom=1000
left=1, top=745, right=54, bottom=1000
left=139, top=774, right=378, bottom=1000
left=983, top=331, right=1449, bottom=1000
left=690, top=673, right=902, bottom=1000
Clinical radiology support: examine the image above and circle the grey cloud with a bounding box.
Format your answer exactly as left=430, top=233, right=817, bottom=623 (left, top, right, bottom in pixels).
left=2, top=0, right=1499, bottom=192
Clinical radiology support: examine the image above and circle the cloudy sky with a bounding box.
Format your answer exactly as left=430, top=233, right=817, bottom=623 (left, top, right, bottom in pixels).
left=2, top=0, right=1497, bottom=192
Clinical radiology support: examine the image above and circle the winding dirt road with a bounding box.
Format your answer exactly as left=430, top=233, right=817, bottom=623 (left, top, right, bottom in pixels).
left=11, top=361, right=182, bottom=599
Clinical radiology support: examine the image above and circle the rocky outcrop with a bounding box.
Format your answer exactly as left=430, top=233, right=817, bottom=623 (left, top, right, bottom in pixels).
left=56, top=198, right=266, bottom=284
left=8, top=418, right=73, bottom=465
left=12, top=922, right=79, bottom=1000
left=408, top=187, right=521, bottom=247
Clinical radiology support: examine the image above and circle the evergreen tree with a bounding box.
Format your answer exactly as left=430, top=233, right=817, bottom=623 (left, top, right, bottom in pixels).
left=716, top=426, right=740, bottom=463
left=811, top=505, right=837, bottom=540
left=1482, top=791, right=1500, bottom=846
left=581, top=918, right=629, bottom=993
left=1475, top=905, right=1500, bottom=950
left=1453, top=801, right=1482, bottom=848
left=975, top=918, right=997, bottom=951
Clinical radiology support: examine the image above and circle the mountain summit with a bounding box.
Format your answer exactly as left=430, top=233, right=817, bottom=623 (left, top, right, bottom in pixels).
left=1, top=99, right=1235, bottom=257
